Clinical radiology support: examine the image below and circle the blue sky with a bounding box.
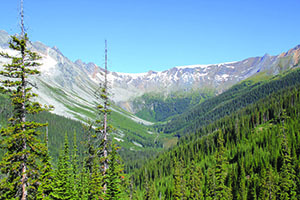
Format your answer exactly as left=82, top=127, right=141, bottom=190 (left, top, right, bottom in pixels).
left=1, top=0, right=300, bottom=73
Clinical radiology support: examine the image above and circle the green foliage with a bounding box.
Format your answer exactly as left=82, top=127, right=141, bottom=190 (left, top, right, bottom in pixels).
left=213, top=130, right=232, bottom=199
left=278, top=113, right=297, bottom=200
left=186, top=161, right=204, bottom=199
left=50, top=133, right=72, bottom=199
left=36, top=144, right=54, bottom=199
left=131, top=77, right=300, bottom=199
left=88, top=157, right=104, bottom=199
left=259, top=165, right=278, bottom=200
left=143, top=169, right=156, bottom=200
left=105, top=144, right=125, bottom=200
left=172, top=158, right=186, bottom=200
left=0, top=34, right=51, bottom=199
left=158, top=68, right=300, bottom=135
left=70, top=132, right=80, bottom=199
left=133, top=91, right=212, bottom=122
left=2, top=21, right=300, bottom=200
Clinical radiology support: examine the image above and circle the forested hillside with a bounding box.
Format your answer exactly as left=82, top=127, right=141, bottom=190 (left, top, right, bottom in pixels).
left=158, top=68, right=300, bottom=136
left=132, top=91, right=213, bottom=122
left=0, top=94, right=85, bottom=162
left=131, top=77, right=300, bottom=199
left=2, top=1, right=300, bottom=199
left=0, top=93, right=165, bottom=170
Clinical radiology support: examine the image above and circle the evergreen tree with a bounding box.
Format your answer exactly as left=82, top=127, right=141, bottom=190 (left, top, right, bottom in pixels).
left=249, top=173, right=258, bottom=200
left=81, top=121, right=104, bottom=199
left=205, top=167, right=216, bottom=200
left=278, top=113, right=297, bottom=200
left=78, top=167, right=89, bottom=200
left=70, top=132, right=80, bottom=200
left=105, top=144, right=125, bottom=200
left=143, top=169, right=156, bottom=200
left=36, top=132, right=54, bottom=200
left=50, top=133, right=72, bottom=200
left=89, top=156, right=104, bottom=199
left=188, top=161, right=204, bottom=199
left=172, top=158, right=186, bottom=200
left=0, top=3, right=51, bottom=198
left=214, top=129, right=231, bottom=200
left=95, top=40, right=111, bottom=177
left=237, top=163, right=247, bottom=200
left=259, top=165, right=278, bottom=200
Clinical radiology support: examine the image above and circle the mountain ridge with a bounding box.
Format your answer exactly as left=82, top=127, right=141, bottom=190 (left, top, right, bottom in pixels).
left=1, top=30, right=300, bottom=121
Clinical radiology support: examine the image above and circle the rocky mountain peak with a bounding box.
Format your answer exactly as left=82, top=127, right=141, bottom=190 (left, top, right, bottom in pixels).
left=1, top=30, right=300, bottom=115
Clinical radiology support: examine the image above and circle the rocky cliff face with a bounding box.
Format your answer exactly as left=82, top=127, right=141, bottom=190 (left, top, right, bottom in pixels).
left=1, top=30, right=299, bottom=119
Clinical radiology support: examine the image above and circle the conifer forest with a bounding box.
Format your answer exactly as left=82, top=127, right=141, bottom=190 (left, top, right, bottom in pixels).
left=1, top=1, right=300, bottom=200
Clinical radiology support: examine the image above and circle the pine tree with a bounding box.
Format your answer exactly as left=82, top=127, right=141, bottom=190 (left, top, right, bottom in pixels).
left=89, top=157, right=104, bottom=199
left=143, top=169, right=156, bottom=200
left=50, top=133, right=72, bottom=200
left=205, top=167, right=216, bottom=200
left=95, top=39, right=111, bottom=176
left=81, top=121, right=105, bottom=199
left=278, top=113, right=297, bottom=200
left=259, top=165, right=278, bottom=200
left=237, top=163, right=247, bottom=200
left=69, top=132, right=80, bottom=200
left=105, top=144, right=125, bottom=200
left=37, top=132, right=54, bottom=200
left=78, top=167, right=89, bottom=200
left=188, top=162, right=204, bottom=199
left=172, top=158, right=186, bottom=200
left=0, top=1, right=51, bottom=198
left=214, top=129, right=232, bottom=200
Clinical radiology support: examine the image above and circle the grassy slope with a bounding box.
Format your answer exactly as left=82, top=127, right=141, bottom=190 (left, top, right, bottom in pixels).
left=0, top=92, right=170, bottom=165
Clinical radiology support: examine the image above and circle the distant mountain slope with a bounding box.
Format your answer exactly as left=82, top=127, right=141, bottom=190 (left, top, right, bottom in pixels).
left=158, top=67, right=300, bottom=136
left=1, top=30, right=300, bottom=119
left=131, top=91, right=213, bottom=122
left=1, top=29, right=300, bottom=145
left=0, top=30, right=159, bottom=151
left=87, top=45, right=300, bottom=115
left=131, top=70, right=300, bottom=200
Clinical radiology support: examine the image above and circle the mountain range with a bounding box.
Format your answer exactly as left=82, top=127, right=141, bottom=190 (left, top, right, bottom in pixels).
left=1, top=29, right=300, bottom=148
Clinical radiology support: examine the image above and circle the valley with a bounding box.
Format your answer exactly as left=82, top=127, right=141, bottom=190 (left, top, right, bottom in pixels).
left=1, top=30, right=300, bottom=155
left=1, top=30, right=300, bottom=199
left=1, top=0, right=300, bottom=199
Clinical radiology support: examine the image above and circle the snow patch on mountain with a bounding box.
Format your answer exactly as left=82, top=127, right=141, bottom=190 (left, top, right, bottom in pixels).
left=39, top=51, right=57, bottom=73
left=1, top=30, right=300, bottom=121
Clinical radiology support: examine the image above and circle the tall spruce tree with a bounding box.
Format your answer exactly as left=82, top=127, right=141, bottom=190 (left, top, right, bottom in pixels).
left=79, top=167, right=89, bottom=200
left=50, top=133, right=72, bottom=200
left=205, top=167, right=216, bottom=200
left=214, top=129, right=232, bottom=200
left=259, top=165, right=278, bottom=200
left=172, top=158, right=186, bottom=200
left=187, top=161, right=204, bottom=199
left=94, top=40, right=124, bottom=197
left=89, top=157, right=104, bottom=199
left=81, top=121, right=104, bottom=199
left=105, top=144, right=125, bottom=200
left=91, top=39, right=112, bottom=196
left=237, top=163, right=247, bottom=200
left=95, top=39, right=111, bottom=175
left=36, top=132, right=54, bottom=200
left=70, top=132, right=80, bottom=200
left=278, top=111, right=297, bottom=200
left=0, top=1, right=51, bottom=199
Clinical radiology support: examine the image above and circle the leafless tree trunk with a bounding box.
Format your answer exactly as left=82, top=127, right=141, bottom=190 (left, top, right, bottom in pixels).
left=20, top=0, right=27, bottom=199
